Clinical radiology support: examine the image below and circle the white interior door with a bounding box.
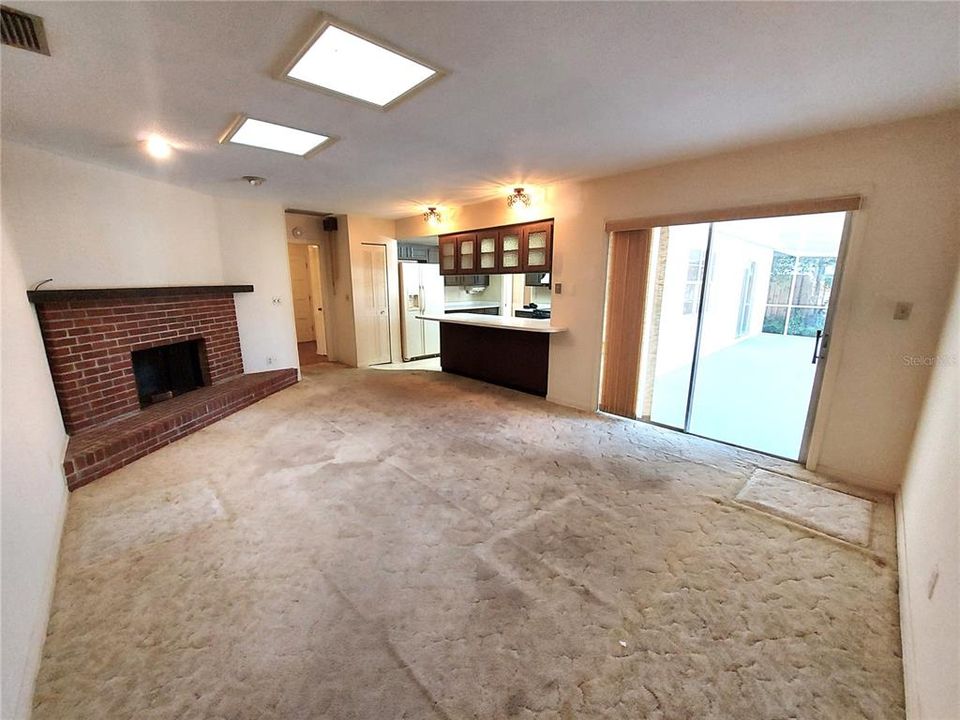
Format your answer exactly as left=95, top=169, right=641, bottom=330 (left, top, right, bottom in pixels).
left=307, top=245, right=327, bottom=356
left=357, top=243, right=392, bottom=365
left=287, top=243, right=314, bottom=343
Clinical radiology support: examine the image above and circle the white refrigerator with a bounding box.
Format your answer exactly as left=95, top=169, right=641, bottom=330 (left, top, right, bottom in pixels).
left=400, top=261, right=443, bottom=360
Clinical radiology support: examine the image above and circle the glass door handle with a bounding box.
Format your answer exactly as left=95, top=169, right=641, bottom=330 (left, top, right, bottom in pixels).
left=812, top=330, right=823, bottom=364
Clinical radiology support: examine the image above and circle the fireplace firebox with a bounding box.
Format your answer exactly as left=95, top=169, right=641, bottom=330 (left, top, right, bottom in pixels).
left=131, top=339, right=208, bottom=407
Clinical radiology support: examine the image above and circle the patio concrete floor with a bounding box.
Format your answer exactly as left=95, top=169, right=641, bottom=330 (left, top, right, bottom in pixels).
left=649, top=333, right=819, bottom=459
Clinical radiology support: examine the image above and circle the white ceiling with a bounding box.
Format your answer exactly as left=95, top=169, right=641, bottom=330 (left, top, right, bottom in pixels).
left=2, top=2, right=957, bottom=218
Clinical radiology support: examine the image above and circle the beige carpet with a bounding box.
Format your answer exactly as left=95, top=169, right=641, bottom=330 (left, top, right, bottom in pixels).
left=33, top=364, right=904, bottom=719
left=735, top=468, right=875, bottom=546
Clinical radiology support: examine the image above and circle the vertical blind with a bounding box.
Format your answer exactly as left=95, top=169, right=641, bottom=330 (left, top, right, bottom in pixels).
left=599, top=229, right=651, bottom=417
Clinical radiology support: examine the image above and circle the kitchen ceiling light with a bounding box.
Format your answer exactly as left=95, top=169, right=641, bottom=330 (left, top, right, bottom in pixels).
left=144, top=134, right=172, bottom=160
left=507, top=187, right=532, bottom=208
left=220, top=116, right=333, bottom=157
left=281, top=16, right=441, bottom=109
left=243, top=176, right=266, bottom=186
left=423, top=207, right=442, bottom=225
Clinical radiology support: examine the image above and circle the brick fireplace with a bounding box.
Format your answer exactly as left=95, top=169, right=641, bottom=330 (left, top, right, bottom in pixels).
left=28, top=286, right=297, bottom=489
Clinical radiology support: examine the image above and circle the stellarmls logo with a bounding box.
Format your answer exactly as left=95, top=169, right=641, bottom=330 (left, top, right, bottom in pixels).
left=902, top=353, right=958, bottom=367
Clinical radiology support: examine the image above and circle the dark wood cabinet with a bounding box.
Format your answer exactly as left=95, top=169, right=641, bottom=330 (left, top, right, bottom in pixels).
left=439, top=235, right=457, bottom=273
left=438, top=220, right=552, bottom=275
left=499, top=226, right=523, bottom=272
left=521, top=221, right=553, bottom=272
left=476, top=228, right=499, bottom=273
left=440, top=232, right=479, bottom=274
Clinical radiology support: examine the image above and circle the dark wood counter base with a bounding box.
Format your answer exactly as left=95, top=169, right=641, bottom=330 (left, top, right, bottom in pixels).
left=440, top=322, right=549, bottom=396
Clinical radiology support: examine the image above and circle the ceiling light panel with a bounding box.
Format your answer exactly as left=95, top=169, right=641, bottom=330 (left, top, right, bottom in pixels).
left=221, top=117, right=332, bottom=157
left=283, top=18, right=440, bottom=108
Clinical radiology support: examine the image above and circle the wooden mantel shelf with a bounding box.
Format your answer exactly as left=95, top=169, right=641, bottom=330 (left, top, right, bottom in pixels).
left=27, top=285, right=254, bottom=304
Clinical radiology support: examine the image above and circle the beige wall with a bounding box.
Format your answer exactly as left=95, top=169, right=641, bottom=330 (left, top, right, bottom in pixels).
left=0, top=222, right=69, bottom=720
left=216, top=198, right=299, bottom=373
left=2, top=142, right=224, bottom=286
left=396, top=111, right=960, bottom=492
left=896, top=269, right=959, bottom=720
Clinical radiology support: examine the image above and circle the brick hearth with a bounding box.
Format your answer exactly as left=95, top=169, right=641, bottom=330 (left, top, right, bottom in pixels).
left=63, top=369, right=297, bottom=489
left=28, top=286, right=298, bottom=489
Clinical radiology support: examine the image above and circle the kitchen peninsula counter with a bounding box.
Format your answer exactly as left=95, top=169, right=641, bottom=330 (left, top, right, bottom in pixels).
left=418, top=313, right=567, bottom=395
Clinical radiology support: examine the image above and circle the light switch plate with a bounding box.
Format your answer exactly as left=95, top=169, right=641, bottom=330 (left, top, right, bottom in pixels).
left=554, top=282, right=563, bottom=295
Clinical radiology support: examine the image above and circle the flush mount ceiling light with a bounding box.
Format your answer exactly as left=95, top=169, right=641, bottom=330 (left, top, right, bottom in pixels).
left=280, top=14, right=443, bottom=109
left=423, top=207, right=442, bottom=225
left=507, top=187, right=532, bottom=208
left=242, top=176, right=266, bottom=186
left=143, top=134, right=172, bottom=160
left=219, top=115, right=334, bottom=158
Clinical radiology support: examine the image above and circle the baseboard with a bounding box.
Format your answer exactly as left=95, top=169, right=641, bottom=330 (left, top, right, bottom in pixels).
left=815, top=462, right=900, bottom=495
left=895, top=492, right=921, bottom=719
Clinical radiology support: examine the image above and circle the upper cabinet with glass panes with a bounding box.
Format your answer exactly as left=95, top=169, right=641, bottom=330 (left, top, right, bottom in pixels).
left=521, top=222, right=553, bottom=272
left=477, top=229, right=498, bottom=271
left=439, top=235, right=457, bottom=273
left=437, top=221, right=553, bottom=276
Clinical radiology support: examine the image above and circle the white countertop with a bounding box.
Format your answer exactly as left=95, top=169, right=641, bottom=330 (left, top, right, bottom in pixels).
left=419, top=312, right=567, bottom=334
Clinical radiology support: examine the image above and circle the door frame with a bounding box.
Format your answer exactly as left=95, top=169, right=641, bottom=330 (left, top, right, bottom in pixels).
left=797, top=211, right=854, bottom=463
left=287, top=242, right=315, bottom=344
left=640, top=210, right=854, bottom=464
left=307, top=244, right=328, bottom=356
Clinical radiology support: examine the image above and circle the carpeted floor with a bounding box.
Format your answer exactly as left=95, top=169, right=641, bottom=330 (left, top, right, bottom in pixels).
left=33, top=364, right=904, bottom=719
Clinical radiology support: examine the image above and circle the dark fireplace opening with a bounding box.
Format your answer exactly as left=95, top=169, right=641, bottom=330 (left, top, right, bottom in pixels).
left=131, top=339, right=208, bottom=407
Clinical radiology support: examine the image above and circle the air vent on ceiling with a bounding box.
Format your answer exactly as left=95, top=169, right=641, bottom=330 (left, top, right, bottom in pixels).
left=1, top=5, right=49, bottom=55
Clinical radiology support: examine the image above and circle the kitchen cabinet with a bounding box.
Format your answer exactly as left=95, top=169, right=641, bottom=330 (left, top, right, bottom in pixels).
left=440, top=233, right=480, bottom=274
left=398, top=243, right=438, bottom=262
left=477, top=228, right=498, bottom=272
left=457, top=233, right=478, bottom=272
left=522, top=222, right=553, bottom=272
left=439, top=236, right=457, bottom=273
left=438, top=220, right=552, bottom=275
left=443, top=274, right=489, bottom=287
left=500, top=226, right=523, bottom=272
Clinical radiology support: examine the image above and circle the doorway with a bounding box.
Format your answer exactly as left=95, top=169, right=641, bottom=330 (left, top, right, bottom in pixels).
left=287, top=243, right=328, bottom=367
left=639, top=211, right=849, bottom=460
left=356, top=243, right=392, bottom=366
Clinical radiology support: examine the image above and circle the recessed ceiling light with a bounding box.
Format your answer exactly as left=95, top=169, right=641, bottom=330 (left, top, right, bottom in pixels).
left=220, top=116, right=334, bottom=158
left=281, top=16, right=442, bottom=109
left=144, top=134, right=172, bottom=160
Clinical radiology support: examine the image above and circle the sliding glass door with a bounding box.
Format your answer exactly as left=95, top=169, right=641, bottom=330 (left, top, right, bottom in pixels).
left=640, top=212, right=848, bottom=460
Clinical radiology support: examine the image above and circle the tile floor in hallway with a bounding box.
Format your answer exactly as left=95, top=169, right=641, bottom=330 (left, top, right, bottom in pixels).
left=33, top=364, right=904, bottom=719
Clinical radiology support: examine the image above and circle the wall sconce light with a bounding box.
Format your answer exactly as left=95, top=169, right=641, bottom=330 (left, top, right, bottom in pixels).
left=507, top=187, right=532, bottom=208
left=423, top=207, right=442, bottom=225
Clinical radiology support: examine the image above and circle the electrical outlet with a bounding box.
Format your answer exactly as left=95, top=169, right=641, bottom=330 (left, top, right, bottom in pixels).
left=266, top=356, right=274, bottom=365
left=893, top=301, right=913, bottom=320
